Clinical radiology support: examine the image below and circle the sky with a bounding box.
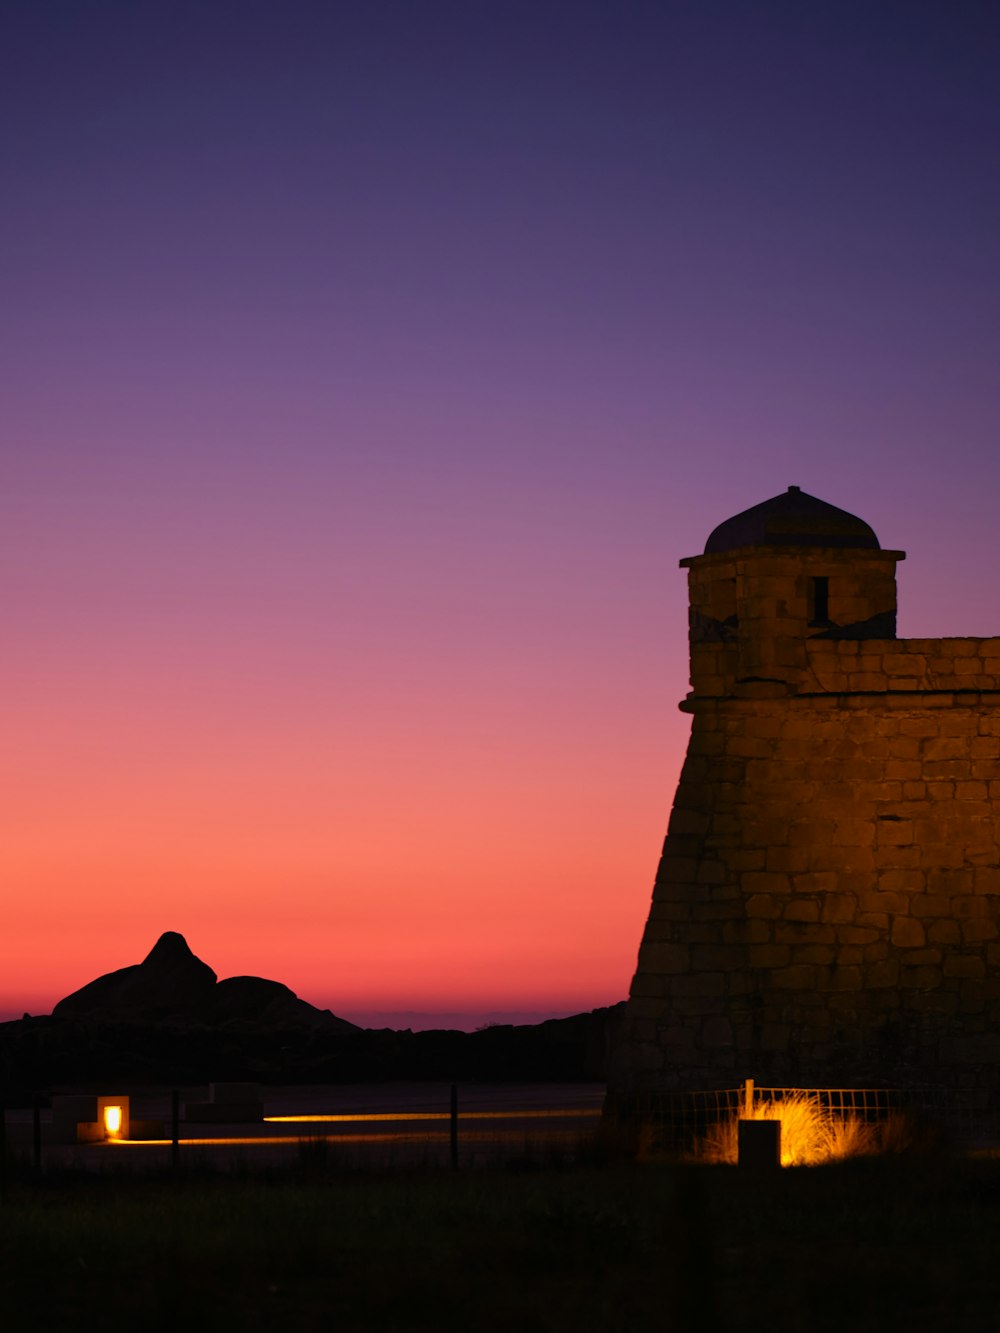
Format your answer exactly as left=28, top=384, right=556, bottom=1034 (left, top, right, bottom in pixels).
left=3, top=0, right=999, bottom=1028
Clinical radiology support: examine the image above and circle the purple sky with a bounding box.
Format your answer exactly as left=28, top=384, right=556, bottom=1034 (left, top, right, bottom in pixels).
left=3, top=1, right=999, bottom=1026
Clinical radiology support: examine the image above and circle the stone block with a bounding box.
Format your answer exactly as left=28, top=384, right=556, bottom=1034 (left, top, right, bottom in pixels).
left=885, top=653, right=925, bottom=675
left=771, top=965, right=817, bottom=989
left=699, top=901, right=741, bottom=920
left=874, top=846, right=921, bottom=868
left=865, top=960, right=900, bottom=988
left=952, top=896, right=990, bottom=918
left=831, top=819, right=875, bottom=846
left=788, top=819, right=837, bottom=845
left=960, top=979, right=1000, bottom=1004
left=836, top=925, right=880, bottom=944
left=797, top=945, right=836, bottom=965
left=796, top=871, right=840, bottom=893
left=695, top=860, right=727, bottom=884
left=667, top=810, right=711, bottom=836
left=924, top=760, right=968, bottom=780
left=722, top=918, right=772, bottom=943
left=702, top=1017, right=734, bottom=1047
left=629, top=978, right=668, bottom=1001
left=638, top=943, right=690, bottom=974
left=889, top=737, right=921, bottom=758
left=671, top=995, right=725, bottom=1016
left=748, top=945, right=792, bottom=968
left=857, top=911, right=889, bottom=929
left=820, top=896, right=858, bottom=924
left=783, top=900, right=819, bottom=922
left=774, top=922, right=836, bottom=944
left=927, top=919, right=962, bottom=944
left=953, top=1035, right=1000, bottom=1063
left=891, top=917, right=926, bottom=948
left=760, top=1023, right=791, bottom=1051
left=660, top=857, right=700, bottom=883
left=899, top=965, right=942, bottom=988
left=903, top=989, right=958, bottom=1014
left=876, top=820, right=913, bottom=846
left=944, top=955, right=986, bottom=979
left=927, top=870, right=971, bottom=895
left=660, top=1024, right=696, bottom=1051
left=745, top=894, right=781, bottom=919
left=963, top=918, right=999, bottom=943
left=974, top=868, right=1000, bottom=895
left=728, top=849, right=768, bottom=871
left=648, top=901, right=691, bottom=922
left=910, top=895, right=951, bottom=917
left=690, top=945, right=744, bottom=970
left=861, top=890, right=910, bottom=914
left=827, top=966, right=863, bottom=991
left=671, top=973, right=726, bottom=998
left=928, top=741, right=976, bottom=762
left=765, top=846, right=811, bottom=872
left=849, top=672, right=887, bottom=691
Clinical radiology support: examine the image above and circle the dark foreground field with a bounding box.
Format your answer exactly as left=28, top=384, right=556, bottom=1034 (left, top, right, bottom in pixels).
left=4, top=1151, right=1000, bottom=1333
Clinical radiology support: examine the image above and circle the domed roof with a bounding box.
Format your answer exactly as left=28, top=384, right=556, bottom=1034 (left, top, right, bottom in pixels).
left=704, top=486, right=880, bottom=554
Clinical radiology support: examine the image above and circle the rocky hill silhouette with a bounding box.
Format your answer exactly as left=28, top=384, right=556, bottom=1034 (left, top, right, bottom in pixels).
left=52, top=931, right=357, bottom=1031
left=1, top=932, right=623, bottom=1092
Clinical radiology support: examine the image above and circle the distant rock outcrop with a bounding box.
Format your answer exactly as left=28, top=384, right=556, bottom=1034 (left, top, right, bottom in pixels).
left=212, top=976, right=356, bottom=1032
left=51, top=931, right=358, bottom=1031
left=53, top=931, right=217, bottom=1020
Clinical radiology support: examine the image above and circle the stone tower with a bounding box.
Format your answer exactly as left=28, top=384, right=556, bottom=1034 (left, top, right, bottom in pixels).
left=610, top=486, right=1000, bottom=1097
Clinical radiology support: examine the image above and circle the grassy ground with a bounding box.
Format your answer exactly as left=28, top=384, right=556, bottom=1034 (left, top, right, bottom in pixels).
left=2, top=1149, right=1000, bottom=1332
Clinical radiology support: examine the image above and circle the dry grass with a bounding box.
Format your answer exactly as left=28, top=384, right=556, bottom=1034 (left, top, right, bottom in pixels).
left=695, top=1091, right=883, bottom=1166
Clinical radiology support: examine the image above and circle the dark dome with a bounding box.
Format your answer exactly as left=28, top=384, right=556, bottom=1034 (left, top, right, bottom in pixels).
left=704, top=486, right=880, bottom=554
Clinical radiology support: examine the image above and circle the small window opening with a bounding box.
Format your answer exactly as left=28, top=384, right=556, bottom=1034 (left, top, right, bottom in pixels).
left=810, top=576, right=830, bottom=625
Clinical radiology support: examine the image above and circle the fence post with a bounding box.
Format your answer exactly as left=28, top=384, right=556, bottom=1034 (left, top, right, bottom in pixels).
left=743, top=1078, right=754, bottom=1118
left=0, top=1104, right=7, bottom=1201
left=32, top=1097, right=42, bottom=1173
left=171, top=1088, right=180, bottom=1174
left=449, top=1084, right=459, bottom=1169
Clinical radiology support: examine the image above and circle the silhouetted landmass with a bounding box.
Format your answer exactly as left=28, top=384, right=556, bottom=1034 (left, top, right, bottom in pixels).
left=0, top=933, right=623, bottom=1094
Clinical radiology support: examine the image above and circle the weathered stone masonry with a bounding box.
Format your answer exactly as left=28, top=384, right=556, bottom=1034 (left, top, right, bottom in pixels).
left=611, top=487, right=1000, bottom=1094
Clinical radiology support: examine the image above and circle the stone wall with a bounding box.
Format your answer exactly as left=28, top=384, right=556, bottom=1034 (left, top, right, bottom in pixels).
left=613, top=616, right=1000, bottom=1095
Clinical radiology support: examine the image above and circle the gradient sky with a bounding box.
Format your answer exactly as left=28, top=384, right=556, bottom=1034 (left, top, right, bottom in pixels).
left=3, top=0, right=999, bottom=1027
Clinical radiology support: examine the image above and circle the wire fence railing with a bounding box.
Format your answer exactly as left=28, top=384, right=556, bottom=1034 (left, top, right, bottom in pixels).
left=0, top=1087, right=606, bottom=1176
left=5, top=1079, right=999, bottom=1178
left=603, top=1079, right=1000, bottom=1156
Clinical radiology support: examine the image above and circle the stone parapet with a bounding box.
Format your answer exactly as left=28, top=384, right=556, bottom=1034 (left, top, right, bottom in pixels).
left=805, top=638, right=1000, bottom=694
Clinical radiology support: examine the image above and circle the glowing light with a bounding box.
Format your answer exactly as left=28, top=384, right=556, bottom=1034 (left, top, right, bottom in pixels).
left=697, top=1092, right=879, bottom=1167
left=103, top=1105, right=123, bottom=1138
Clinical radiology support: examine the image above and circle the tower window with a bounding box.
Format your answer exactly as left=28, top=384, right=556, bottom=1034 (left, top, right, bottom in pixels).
left=810, top=576, right=830, bottom=625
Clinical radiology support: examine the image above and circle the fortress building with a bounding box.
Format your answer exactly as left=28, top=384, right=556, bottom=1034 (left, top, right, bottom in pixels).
left=610, top=486, right=1000, bottom=1096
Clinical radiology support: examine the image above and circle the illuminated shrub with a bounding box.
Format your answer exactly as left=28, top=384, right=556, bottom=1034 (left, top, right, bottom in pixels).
left=696, top=1092, right=879, bottom=1166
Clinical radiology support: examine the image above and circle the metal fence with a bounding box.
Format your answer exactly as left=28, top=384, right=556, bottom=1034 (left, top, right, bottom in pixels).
left=603, top=1079, right=1000, bottom=1157
left=0, top=1087, right=607, bottom=1175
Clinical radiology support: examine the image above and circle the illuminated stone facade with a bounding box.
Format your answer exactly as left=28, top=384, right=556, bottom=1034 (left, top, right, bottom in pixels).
left=612, top=488, right=1000, bottom=1093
